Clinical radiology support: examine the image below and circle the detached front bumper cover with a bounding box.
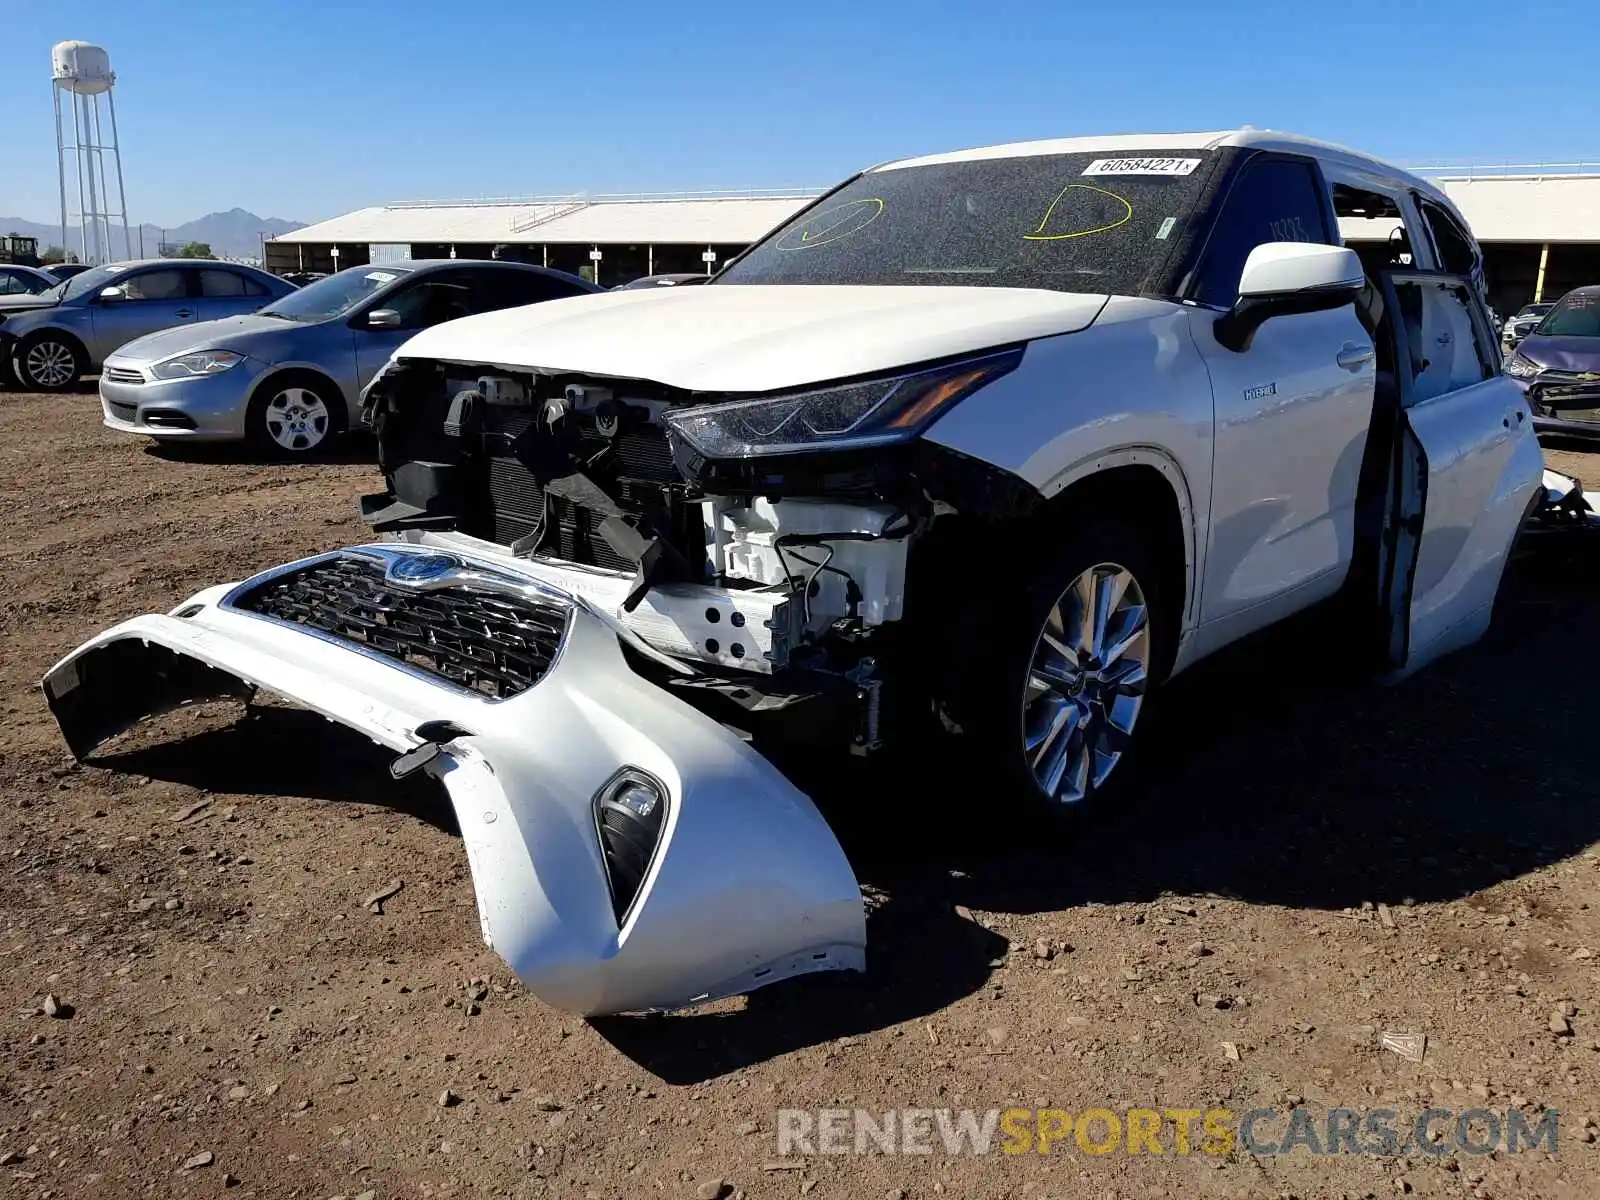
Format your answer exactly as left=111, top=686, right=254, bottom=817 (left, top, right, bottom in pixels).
left=41, top=544, right=866, bottom=1016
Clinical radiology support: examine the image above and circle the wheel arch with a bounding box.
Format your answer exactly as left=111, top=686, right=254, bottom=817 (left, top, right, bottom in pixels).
left=15, top=322, right=89, bottom=359
left=11, top=324, right=89, bottom=387
left=1036, top=448, right=1199, bottom=636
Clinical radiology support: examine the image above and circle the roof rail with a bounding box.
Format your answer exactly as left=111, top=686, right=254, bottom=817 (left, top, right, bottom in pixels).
left=509, top=197, right=592, bottom=234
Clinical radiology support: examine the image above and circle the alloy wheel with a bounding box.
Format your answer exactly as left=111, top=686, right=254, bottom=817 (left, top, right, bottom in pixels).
left=1021, top=562, right=1151, bottom=804
left=24, top=340, right=76, bottom=388
left=263, top=387, right=330, bottom=453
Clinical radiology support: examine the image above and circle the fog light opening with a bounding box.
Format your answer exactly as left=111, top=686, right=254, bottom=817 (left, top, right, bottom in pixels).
left=592, top=767, right=669, bottom=927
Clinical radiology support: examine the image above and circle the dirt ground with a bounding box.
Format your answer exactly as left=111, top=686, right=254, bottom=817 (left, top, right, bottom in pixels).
left=1, top=386, right=1597, bottom=1200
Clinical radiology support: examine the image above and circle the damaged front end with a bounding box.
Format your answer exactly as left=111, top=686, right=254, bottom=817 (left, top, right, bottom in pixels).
left=46, top=341, right=1038, bottom=1013
left=354, top=350, right=1035, bottom=750
left=43, top=543, right=865, bottom=1016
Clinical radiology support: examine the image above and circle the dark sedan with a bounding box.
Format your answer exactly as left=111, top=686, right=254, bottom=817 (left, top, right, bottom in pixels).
left=1505, top=286, right=1600, bottom=439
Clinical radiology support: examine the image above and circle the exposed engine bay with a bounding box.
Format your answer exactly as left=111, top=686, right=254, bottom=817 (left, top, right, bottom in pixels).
left=357, top=356, right=1036, bottom=751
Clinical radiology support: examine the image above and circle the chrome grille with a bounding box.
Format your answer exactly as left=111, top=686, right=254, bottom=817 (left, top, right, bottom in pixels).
left=230, top=555, right=568, bottom=699
left=102, top=367, right=144, bottom=386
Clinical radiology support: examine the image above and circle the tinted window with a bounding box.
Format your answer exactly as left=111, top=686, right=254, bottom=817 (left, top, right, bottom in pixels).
left=1419, top=200, right=1477, bottom=276
left=718, top=151, right=1216, bottom=295
left=382, top=276, right=475, bottom=330
left=120, top=269, right=189, bottom=301
left=478, top=269, right=591, bottom=309
left=0, top=271, right=35, bottom=295
left=1194, top=158, right=1333, bottom=308
left=199, top=269, right=249, bottom=297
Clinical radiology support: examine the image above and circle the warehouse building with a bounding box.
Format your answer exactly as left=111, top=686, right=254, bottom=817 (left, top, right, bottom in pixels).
left=266, top=167, right=1600, bottom=312
left=263, top=191, right=818, bottom=287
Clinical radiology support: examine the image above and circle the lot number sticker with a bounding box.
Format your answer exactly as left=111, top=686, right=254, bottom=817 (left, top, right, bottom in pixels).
left=1082, top=158, right=1201, bottom=176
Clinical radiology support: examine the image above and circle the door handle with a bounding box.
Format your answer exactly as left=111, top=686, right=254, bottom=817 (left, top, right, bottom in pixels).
left=175, top=308, right=193, bottom=318
left=1336, top=343, right=1375, bottom=372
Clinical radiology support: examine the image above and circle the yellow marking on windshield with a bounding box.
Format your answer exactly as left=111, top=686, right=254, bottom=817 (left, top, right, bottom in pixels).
left=1022, top=183, right=1133, bottom=241
left=777, top=198, right=886, bottom=250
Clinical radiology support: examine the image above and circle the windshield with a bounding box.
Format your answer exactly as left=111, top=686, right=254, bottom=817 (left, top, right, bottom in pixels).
left=716, top=151, right=1215, bottom=294
left=54, top=262, right=134, bottom=303
left=1516, top=303, right=1554, bottom=320
left=1535, top=293, right=1600, bottom=338
left=260, top=265, right=411, bottom=322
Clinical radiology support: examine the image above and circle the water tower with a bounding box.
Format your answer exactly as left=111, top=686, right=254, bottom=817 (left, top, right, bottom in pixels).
left=51, top=41, right=132, bottom=265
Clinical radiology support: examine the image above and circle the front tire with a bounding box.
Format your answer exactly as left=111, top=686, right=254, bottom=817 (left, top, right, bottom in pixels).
left=245, top=377, right=340, bottom=458
left=14, top=332, right=85, bottom=392
left=955, top=520, right=1174, bottom=821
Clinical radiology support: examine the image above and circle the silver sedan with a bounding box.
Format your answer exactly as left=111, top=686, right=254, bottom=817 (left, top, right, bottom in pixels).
left=1, top=260, right=294, bottom=391
left=98, top=260, right=599, bottom=456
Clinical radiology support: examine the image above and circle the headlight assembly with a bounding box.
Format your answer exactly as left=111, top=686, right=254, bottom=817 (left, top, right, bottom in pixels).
left=149, top=350, right=244, bottom=380
left=1504, top=353, right=1543, bottom=379
left=663, top=347, right=1023, bottom=459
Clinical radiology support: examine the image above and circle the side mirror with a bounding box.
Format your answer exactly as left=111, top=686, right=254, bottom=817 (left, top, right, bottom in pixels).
left=1214, top=243, right=1366, bottom=353
left=97, top=285, right=126, bottom=302
left=366, top=308, right=402, bottom=329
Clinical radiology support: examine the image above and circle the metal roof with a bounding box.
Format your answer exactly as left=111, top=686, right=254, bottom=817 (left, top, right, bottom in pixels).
left=270, top=146, right=1600, bottom=252
left=270, top=192, right=819, bottom=248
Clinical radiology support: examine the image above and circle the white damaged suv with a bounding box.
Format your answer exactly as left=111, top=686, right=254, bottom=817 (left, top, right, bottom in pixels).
left=46, top=130, right=1544, bottom=1015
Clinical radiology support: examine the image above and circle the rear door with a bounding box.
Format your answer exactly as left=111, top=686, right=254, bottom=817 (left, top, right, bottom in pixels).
left=1363, top=269, right=1542, bottom=675
left=87, top=265, right=197, bottom=362
left=195, top=268, right=274, bottom=321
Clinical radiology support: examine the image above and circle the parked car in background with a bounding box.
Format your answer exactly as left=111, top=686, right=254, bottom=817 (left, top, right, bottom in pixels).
left=1503, top=301, right=1554, bottom=350
left=100, top=260, right=600, bottom=456
left=615, top=273, right=710, bottom=290
left=43, top=263, right=92, bottom=283
left=0, top=260, right=294, bottom=392
left=1505, top=286, right=1600, bottom=439
left=49, top=128, right=1544, bottom=1017
left=0, top=265, right=59, bottom=296
left=279, top=271, right=328, bottom=288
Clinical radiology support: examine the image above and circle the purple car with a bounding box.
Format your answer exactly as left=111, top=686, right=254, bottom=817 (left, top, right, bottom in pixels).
left=1505, top=286, right=1600, bottom=438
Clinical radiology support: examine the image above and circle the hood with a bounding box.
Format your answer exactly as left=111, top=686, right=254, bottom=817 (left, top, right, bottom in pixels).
left=394, top=284, right=1110, bottom=392
left=1517, top=334, right=1600, bottom=373
left=0, top=295, right=61, bottom=315
left=108, top=313, right=304, bottom=364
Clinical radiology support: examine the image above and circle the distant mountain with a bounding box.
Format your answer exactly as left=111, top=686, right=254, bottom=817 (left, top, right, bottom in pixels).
left=0, top=208, right=306, bottom=260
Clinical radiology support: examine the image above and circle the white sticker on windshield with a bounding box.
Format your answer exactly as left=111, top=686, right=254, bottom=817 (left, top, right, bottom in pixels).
left=365, top=271, right=397, bottom=283
left=1082, top=157, right=1201, bottom=177
left=1155, top=216, right=1177, bottom=240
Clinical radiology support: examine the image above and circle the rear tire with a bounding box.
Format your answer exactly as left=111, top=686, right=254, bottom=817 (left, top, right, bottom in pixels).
left=245, top=375, right=341, bottom=458
left=952, top=519, right=1175, bottom=824
left=14, top=332, right=85, bottom=393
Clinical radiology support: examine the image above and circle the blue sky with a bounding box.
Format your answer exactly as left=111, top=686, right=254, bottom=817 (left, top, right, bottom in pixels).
left=1, top=0, right=1595, bottom=226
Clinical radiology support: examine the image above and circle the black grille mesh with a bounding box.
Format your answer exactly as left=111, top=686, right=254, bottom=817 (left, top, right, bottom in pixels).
left=232, top=556, right=567, bottom=699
